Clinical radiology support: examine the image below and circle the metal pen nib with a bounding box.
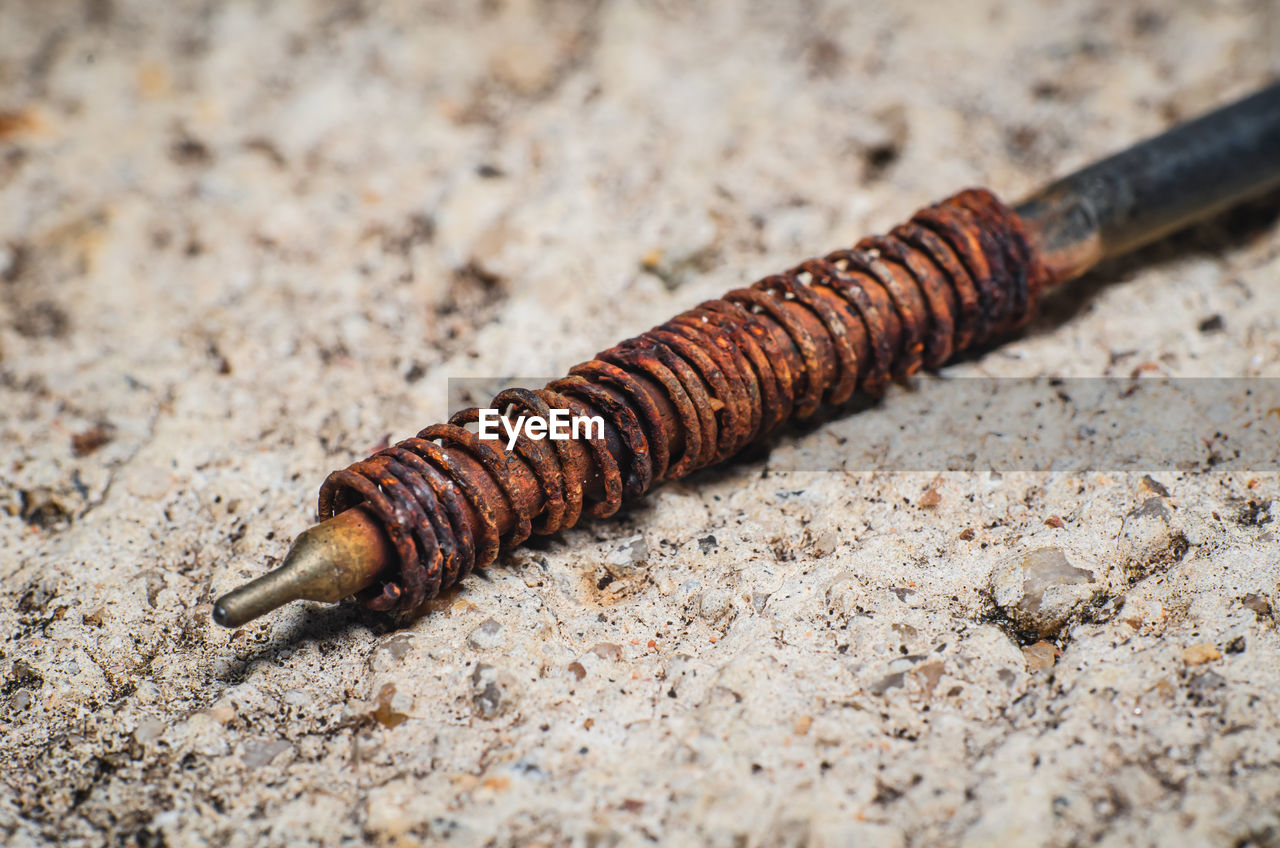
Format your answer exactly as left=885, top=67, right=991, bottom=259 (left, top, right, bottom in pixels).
left=212, top=506, right=393, bottom=628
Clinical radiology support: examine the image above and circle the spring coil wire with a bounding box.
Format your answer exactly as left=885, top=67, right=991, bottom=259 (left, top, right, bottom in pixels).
left=318, top=189, right=1050, bottom=612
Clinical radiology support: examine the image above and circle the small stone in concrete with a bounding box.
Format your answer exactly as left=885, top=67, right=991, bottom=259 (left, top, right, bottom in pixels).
left=808, top=528, right=838, bottom=558
left=1183, top=644, right=1221, bottom=666
left=467, top=617, right=505, bottom=650
left=132, top=718, right=166, bottom=745
left=242, top=739, right=291, bottom=769
left=990, top=547, right=1096, bottom=638
left=606, top=535, right=649, bottom=566
left=472, top=663, right=518, bottom=719
left=1241, top=593, right=1273, bottom=618
left=1022, top=641, right=1056, bottom=671
left=591, top=642, right=622, bottom=661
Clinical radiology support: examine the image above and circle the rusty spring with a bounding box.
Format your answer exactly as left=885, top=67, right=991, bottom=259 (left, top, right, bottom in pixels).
left=317, top=188, right=1051, bottom=613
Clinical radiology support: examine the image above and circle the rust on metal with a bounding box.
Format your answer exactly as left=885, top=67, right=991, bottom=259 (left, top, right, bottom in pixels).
left=309, top=189, right=1049, bottom=616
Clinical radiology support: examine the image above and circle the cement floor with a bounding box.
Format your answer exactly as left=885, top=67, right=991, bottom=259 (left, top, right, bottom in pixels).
left=3, top=2, right=1279, bottom=845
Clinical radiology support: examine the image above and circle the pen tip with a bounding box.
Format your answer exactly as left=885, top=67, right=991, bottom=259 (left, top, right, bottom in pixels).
left=211, top=506, right=393, bottom=628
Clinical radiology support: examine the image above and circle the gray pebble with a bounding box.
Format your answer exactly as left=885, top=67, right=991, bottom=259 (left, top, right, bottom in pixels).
left=991, top=547, right=1096, bottom=638
left=467, top=618, right=505, bottom=651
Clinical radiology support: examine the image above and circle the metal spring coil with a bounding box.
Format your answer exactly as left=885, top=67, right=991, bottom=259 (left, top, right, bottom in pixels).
left=318, top=188, right=1050, bottom=613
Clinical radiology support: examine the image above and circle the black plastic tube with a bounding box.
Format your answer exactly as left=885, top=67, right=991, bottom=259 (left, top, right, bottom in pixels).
left=1016, top=81, right=1280, bottom=281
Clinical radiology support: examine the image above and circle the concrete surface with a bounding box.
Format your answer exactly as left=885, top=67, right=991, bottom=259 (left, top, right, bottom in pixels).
left=3, top=1, right=1280, bottom=845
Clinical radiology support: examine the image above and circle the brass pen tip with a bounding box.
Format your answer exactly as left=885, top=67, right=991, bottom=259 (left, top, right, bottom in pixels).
left=212, top=506, right=394, bottom=628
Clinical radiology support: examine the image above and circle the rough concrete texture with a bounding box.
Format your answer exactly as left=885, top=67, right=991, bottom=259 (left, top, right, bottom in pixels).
left=3, top=2, right=1280, bottom=846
